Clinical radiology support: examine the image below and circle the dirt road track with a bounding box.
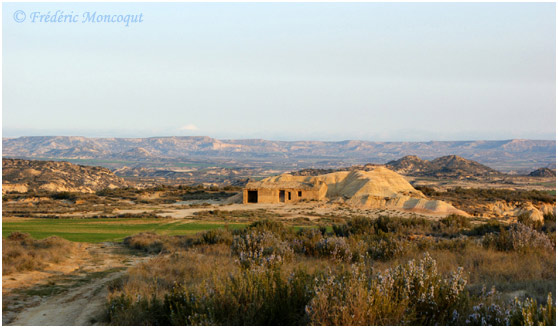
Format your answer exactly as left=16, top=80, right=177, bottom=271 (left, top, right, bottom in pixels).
left=8, top=270, right=122, bottom=326
left=4, top=243, right=150, bottom=326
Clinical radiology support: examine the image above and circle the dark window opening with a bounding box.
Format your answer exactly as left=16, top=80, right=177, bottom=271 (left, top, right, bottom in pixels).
left=298, top=191, right=302, bottom=197
left=247, top=190, right=258, bottom=203
left=288, top=192, right=291, bottom=200
left=279, top=190, right=285, bottom=202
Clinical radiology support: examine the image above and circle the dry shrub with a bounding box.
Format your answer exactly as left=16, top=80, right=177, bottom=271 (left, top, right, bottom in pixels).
left=314, top=236, right=352, bottom=262
left=306, top=253, right=467, bottom=325
left=483, top=223, right=554, bottom=253
left=123, top=232, right=194, bottom=253
left=163, top=266, right=315, bottom=325
left=198, top=228, right=233, bottom=245
left=231, top=230, right=293, bottom=268
left=106, top=218, right=556, bottom=326
left=466, top=291, right=556, bottom=325
left=109, top=244, right=236, bottom=303
left=291, top=227, right=324, bottom=257
left=2, top=232, right=78, bottom=275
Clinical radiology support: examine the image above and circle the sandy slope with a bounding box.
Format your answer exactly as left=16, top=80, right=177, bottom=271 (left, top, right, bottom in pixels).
left=258, top=168, right=468, bottom=215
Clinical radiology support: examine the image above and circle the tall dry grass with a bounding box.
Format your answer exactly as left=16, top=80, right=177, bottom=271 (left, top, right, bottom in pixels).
left=2, top=232, right=79, bottom=275
left=106, top=217, right=556, bottom=325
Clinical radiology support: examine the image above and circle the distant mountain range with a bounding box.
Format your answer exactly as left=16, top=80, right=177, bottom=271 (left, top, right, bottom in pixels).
left=2, top=136, right=556, bottom=173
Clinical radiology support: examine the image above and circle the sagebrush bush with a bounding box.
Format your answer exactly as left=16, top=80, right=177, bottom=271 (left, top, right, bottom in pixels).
left=306, top=253, right=468, bottom=325
left=291, top=227, right=323, bottom=257
left=333, top=216, right=376, bottom=236
left=315, top=236, right=352, bottom=262
left=508, top=292, right=556, bottom=326
left=483, top=223, right=554, bottom=253
left=106, top=218, right=556, bottom=326
left=332, top=215, right=472, bottom=239
left=365, top=233, right=407, bottom=261
left=231, top=230, right=293, bottom=268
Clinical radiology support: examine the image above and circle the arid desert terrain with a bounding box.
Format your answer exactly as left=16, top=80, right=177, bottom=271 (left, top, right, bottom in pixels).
left=2, top=138, right=556, bottom=325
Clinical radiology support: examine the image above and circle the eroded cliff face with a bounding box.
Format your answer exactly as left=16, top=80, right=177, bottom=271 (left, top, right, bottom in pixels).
left=483, top=201, right=555, bottom=222
left=2, top=158, right=130, bottom=194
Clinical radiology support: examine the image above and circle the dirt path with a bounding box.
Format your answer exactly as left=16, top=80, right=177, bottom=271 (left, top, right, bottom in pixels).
left=3, top=243, right=151, bottom=326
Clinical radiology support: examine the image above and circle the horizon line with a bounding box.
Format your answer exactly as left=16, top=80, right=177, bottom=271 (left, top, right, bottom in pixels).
left=2, top=135, right=556, bottom=143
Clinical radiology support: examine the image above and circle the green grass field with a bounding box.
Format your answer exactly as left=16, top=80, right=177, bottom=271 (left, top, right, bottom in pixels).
left=2, top=217, right=248, bottom=243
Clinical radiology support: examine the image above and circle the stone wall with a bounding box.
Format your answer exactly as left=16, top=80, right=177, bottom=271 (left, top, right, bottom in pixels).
left=243, top=185, right=326, bottom=204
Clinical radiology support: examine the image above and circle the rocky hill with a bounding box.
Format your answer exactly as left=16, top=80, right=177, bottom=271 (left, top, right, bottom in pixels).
left=260, top=167, right=467, bottom=215
left=386, top=155, right=500, bottom=178
left=382, top=155, right=431, bottom=175
left=528, top=168, right=556, bottom=177
left=2, top=136, right=555, bottom=172
left=2, top=158, right=130, bottom=193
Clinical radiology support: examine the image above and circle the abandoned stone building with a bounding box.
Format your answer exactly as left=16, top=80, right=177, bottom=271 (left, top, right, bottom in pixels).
left=243, top=180, right=327, bottom=204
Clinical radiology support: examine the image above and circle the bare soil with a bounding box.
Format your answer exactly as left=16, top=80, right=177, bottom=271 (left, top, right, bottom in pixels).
left=2, top=243, right=151, bottom=326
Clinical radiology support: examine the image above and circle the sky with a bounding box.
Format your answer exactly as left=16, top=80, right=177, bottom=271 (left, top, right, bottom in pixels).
left=2, top=2, right=556, bottom=141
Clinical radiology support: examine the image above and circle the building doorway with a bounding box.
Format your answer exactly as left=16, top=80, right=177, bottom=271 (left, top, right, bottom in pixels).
left=279, top=190, right=285, bottom=202
left=247, top=190, right=258, bottom=203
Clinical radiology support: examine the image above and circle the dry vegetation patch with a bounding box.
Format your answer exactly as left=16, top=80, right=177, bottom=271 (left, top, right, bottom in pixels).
left=106, top=216, right=556, bottom=325
left=2, top=232, right=80, bottom=275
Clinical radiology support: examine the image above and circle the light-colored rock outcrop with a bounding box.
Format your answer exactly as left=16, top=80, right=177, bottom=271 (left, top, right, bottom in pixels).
left=484, top=200, right=555, bottom=221
left=256, top=167, right=467, bottom=215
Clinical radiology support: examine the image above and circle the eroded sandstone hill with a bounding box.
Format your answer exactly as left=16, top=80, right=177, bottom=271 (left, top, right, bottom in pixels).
left=258, top=167, right=467, bottom=216
left=2, top=158, right=130, bottom=193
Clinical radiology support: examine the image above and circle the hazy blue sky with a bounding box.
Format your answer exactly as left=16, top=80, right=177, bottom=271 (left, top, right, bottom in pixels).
left=2, top=2, right=556, bottom=141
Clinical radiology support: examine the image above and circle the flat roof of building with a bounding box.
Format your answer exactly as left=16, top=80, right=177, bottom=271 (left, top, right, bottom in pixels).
left=245, top=180, right=324, bottom=190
